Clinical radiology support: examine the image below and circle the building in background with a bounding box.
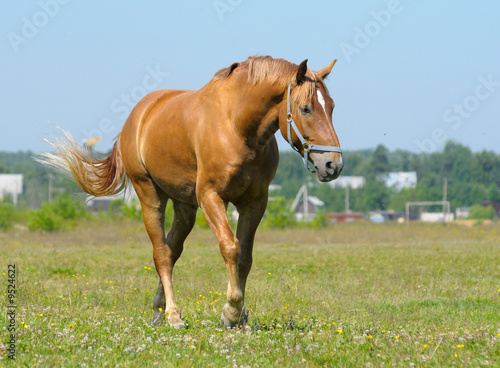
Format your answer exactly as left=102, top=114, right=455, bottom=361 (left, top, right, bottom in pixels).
left=293, top=196, right=325, bottom=221
left=329, top=176, right=365, bottom=189
left=455, top=207, right=471, bottom=219
left=0, top=174, right=23, bottom=206
left=379, top=172, right=417, bottom=192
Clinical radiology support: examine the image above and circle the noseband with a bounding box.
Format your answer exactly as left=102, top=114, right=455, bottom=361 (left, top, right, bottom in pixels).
left=286, top=82, right=342, bottom=173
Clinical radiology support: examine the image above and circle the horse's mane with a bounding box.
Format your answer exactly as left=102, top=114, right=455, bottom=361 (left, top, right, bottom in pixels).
left=213, top=56, right=328, bottom=102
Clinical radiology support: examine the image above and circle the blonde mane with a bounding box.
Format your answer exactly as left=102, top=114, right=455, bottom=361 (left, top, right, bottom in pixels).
left=213, top=56, right=328, bottom=103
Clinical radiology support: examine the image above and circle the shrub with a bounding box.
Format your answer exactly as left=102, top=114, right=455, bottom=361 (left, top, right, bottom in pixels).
left=262, top=197, right=296, bottom=229
left=467, top=205, right=497, bottom=220
left=108, top=199, right=125, bottom=216
left=308, top=209, right=327, bottom=228
left=119, top=199, right=203, bottom=229
left=121, top=199, right=143, bottom=221
left=28, top=206, right=64, bottom=231
left=0, top=202, right=17, bottom=231
left=28, top=194, right=87, bottom=232
left=51, top=194, right=87, bottom=220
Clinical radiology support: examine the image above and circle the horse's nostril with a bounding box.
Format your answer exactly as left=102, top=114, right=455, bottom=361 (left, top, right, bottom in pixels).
left=326, top=161, right=335, bottom=173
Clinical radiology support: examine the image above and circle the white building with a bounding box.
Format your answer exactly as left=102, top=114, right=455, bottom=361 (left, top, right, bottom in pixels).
left=379, top=172, right=417, bottom=192
left=0, top=174, right=23, bottom=206
left=329, top=176, right=365, bottom=189
left=420, top=212, right=454, bottom=223
left=455, top=207, right=470, bottom=219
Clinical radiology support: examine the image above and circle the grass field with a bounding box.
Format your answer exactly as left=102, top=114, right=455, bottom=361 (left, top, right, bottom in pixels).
left=1, top=220, right=499, bottom=367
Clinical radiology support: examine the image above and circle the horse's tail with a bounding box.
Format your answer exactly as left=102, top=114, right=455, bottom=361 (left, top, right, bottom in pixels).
left=37, top=130, right=129, bottom=197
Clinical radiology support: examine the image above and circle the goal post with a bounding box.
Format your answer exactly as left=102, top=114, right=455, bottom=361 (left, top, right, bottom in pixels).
left=405, top=201, right=451, bottom=224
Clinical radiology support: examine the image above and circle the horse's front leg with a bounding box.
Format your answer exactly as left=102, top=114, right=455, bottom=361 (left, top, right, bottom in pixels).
left=234, top=196, right=268, bottom=308
left=199, top=190, right=245, bottom=328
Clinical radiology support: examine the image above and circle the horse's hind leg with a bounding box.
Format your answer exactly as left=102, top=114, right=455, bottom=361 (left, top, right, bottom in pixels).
left=133, top=178, right=195, bottom=329
left=152, top=200, right=196, bottom=327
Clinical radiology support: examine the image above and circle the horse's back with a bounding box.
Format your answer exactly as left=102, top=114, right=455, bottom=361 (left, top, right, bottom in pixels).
left=119, top=89, right=194, bottom=181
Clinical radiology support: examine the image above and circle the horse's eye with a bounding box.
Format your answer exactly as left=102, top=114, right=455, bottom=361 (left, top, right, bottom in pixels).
left=300, top=105, right=311, bottom=115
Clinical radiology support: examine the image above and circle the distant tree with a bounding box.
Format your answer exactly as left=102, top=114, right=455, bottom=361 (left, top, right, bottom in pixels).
left=390, top=149, right=412, bottom=172
left=341, top=151, right=364, bottom=176
left=487, top=183, right=500, bottom=202
left=354, top=180, right=391, bottom=211
left=310, top=183, right=345, bottom=212
left=442, top=141, right=473, bottom=182
left=472, top=150, right=500, bottom=186
left=447, top=182, right=487, bottom=210
left=355, top=144, right=389, bottom=181
left=371, top=144, right=390, bottom=176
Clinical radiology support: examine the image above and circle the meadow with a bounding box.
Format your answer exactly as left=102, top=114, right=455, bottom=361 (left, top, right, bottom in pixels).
left=1, top=220, right=499, bottom=367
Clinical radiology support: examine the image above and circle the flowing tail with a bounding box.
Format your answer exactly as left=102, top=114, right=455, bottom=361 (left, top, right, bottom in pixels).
left=36, top=130, right=128, bottom=197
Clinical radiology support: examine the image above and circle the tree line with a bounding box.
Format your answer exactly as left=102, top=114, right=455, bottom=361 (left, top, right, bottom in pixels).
left=272, top=141, right=500, bottom=213
left=1, top=140, right=499, bottom=213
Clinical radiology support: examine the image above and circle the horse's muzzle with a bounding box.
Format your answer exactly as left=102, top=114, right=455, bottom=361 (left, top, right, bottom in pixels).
left=312, top=153, right=343, bottom=182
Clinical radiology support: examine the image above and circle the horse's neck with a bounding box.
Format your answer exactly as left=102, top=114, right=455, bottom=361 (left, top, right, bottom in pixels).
left=228, top=82, right=285, bottom=150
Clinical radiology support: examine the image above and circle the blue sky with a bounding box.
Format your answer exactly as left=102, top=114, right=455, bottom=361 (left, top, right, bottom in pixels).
left=1, top=1, right=499, bottom=154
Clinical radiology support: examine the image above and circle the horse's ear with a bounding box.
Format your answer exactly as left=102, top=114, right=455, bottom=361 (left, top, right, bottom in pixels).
left=296, top=59, right=308, bottom=86
left=228, top=62, right=239, bottom=75
left=316, top=59, right=337, bottom=80
left=215, top=62, right=240, bottom=80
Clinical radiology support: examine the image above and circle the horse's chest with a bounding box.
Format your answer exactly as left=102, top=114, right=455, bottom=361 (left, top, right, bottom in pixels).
left=220, top=161, right=275, bottom=201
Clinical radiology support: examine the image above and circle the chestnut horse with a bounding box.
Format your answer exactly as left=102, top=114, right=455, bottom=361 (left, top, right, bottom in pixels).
left=40, top=56, right=343, bottom=329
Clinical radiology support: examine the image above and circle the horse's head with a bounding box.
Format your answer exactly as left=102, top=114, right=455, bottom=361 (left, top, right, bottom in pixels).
left=279, top=59, right=343, bottom=182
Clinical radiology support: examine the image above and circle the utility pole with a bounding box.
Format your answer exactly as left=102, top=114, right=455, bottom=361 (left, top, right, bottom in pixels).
left=304, top=183, right=309, bottom=220
left=442, top=177, right=448, bottom=224
left=345, top=184, right=350, bottom=213
left=48, top=173, right=54, bottom=202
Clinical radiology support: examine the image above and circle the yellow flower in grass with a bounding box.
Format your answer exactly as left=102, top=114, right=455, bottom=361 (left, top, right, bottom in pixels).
left=337, top=329, right=343, bottom=334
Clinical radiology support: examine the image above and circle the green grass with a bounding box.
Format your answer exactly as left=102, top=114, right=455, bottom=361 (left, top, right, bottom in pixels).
left=1, top=221, right=499, bottom=367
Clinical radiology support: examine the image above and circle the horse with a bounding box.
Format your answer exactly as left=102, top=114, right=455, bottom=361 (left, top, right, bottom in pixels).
left=39, top=56, right=343, bottom=329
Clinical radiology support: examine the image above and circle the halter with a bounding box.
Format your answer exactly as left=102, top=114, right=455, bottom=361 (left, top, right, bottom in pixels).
left=286, top=82, right=342, bottom=173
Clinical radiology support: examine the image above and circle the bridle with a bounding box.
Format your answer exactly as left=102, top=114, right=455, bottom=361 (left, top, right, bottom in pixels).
left=286, top=82, right=342, bottom=173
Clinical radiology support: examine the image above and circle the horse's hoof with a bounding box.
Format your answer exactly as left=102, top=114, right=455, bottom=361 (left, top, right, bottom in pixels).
left=172, top=322, right=187, bottom=330
left=220, top=306, right=248, bottom=329
left=168, top=312, right=187, bottom=329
